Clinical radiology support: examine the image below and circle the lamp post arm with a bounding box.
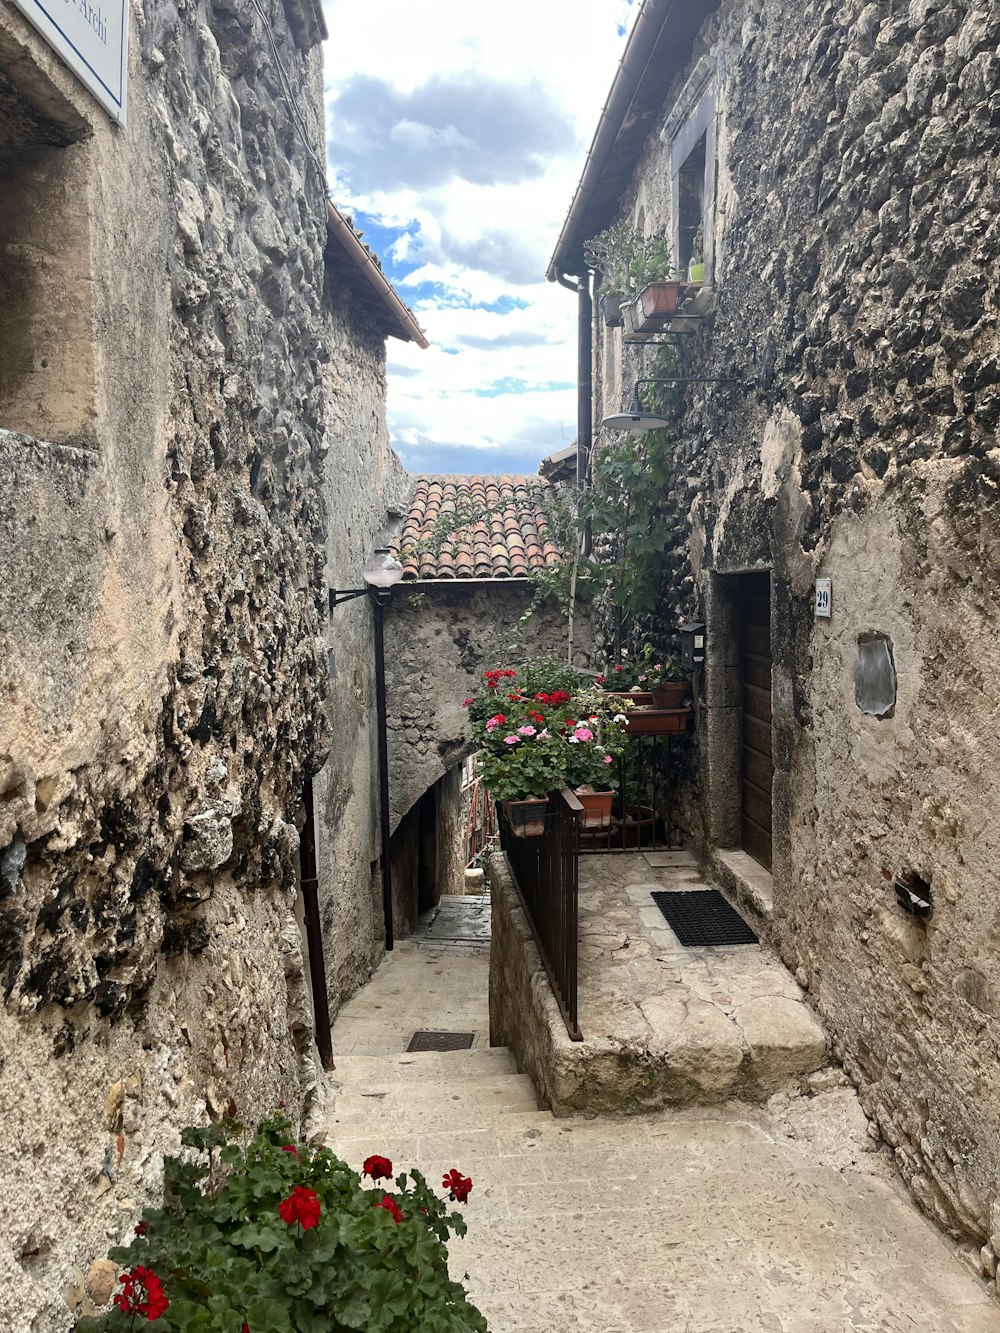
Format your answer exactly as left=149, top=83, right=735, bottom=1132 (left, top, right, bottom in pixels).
left=329, top=587, right=368, bottom=610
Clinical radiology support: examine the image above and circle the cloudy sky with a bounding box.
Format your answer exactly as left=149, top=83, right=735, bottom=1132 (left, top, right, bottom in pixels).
left=321, top=1, right=637, bottom=476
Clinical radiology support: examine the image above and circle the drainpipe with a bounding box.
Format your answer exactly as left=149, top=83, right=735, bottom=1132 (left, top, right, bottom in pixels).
left=555, top=269, right=593, bottom=489
left=300, top=777, right=335, bottom=1071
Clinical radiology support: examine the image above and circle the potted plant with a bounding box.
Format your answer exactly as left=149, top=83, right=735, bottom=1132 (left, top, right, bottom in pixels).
left=465, top=666, right=627, bottom=836
left=646, top=655, right=688, bottom=709
left=584, top=223, right=679, bottom=330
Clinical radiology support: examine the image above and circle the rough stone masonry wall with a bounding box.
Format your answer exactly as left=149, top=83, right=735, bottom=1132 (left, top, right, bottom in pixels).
left=593, top=0, right=1000, bottom=1252
left=0, top=1, right=331, bottom=1326
left=383, top=585, right=597, bottom=837
left=315, top=275, right=411, bottom=1009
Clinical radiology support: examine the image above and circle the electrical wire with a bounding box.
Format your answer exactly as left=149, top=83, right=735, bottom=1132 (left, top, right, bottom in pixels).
left=246, top=0, right=330, bottom=204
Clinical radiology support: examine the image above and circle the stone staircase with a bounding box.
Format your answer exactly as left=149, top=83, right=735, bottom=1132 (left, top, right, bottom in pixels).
left=326, top=1038, right=1000, bottom=1333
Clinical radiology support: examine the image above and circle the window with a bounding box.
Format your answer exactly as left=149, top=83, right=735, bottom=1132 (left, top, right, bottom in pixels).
left=0, top=43, right=95, bottom=444
left=661, top=58, right=719, bottom=285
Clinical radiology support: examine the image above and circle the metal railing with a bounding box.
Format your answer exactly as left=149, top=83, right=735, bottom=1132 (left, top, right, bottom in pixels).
left=579, top=731, right=688, bottom=854
left=498, top=788, right=582, bottom=1042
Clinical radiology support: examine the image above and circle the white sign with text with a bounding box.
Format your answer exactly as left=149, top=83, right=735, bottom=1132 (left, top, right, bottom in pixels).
left=11, top=0, right=128, bottom=124
left=815, top=578, right=832, bottom=619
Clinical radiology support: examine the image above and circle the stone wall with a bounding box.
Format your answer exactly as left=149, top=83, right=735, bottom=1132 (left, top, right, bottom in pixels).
left=0, top=1, right=334, bottom=1326
left=383, top=585, right=597, bottom=835
left=591, top=0, right=1000, bottom=1250
left=314, top=270, right=410, bottom=1011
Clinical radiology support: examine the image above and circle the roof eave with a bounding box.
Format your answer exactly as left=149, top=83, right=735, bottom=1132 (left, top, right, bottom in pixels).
left=546, top=0, right=720, bottom=281
left=325, top=201, right=429, bottom=348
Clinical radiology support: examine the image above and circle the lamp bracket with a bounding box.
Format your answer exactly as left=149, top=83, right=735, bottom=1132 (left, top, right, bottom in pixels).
left=329, top=587, right=367, bottom=610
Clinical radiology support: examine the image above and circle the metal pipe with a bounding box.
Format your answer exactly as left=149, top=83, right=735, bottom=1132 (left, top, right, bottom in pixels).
left=372, top=590, right=394, bottom=951
left=300, top=777, right=335, bottom=1072
left=578, top=273, right=593, bottom=489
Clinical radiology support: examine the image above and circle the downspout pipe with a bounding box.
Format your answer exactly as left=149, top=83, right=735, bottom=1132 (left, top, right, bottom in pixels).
left=555, top=268, right=593, bottom=490
left=300, top=778, right=335, bottom=1072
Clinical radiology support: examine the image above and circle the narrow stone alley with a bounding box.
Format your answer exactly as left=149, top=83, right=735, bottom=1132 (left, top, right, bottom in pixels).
left=328, top=884, right=1000, bottom=1333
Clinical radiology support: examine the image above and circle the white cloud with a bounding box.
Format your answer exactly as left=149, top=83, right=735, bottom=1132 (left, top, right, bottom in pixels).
left=321, top=0, right=637, bottom=474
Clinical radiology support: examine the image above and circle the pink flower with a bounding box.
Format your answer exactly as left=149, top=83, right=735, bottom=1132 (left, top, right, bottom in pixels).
left=603, top=754, right=613, bottom=765
left=504, top=735, right=519, bottom=746
left=538, top=729, right=549, bottom=739
left=518, top=725, right=536, bottom=736
left=638, top=674, right=647, bottom=682
left=462, top=697, right=473, bottom=707
left=653, top=664, right=662, bottom=672
left=573, top=727, right=594, bottom=742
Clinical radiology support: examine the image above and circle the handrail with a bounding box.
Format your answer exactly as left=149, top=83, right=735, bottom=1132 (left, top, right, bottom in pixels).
left=498, top=791, right=582, bottom=1041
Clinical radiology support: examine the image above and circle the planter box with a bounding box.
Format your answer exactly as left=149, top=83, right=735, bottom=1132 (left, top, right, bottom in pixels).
left=614, top=805, right=661, bottom=849
left=623, top=281, right=702, bottom=339
left=623, top=707, right=691, bottom=737
left=502, top=797, right=549, bottom=837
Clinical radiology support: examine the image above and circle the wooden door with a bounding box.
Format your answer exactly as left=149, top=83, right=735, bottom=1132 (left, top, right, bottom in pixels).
left=738, top=574, right=773, bottom=870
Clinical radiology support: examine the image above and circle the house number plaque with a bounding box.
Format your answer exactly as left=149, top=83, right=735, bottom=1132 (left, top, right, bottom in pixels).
left=814, top=578, right=832, bottom=618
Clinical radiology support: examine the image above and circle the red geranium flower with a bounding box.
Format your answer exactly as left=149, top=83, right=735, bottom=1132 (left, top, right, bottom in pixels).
left=442, top=1169, right=473, bottom=1204
left=596, top=675, right=607, bottom=685
left=549, top=690, right=571, bottom=704
left=504, top=669, right=516, bottom=677
left=564, top=718, right=576, bottom=729
left=375, top=1194, right=404, bottom=1223
left=278, top=1185, right=321, bottom=1230
left=134, top=1221, right=148, bottom=1237
left=363, top=1154, right=393, bottom=1181
left=113, top=1266, right=169, bottom=1321
left=462, top=697, right=473, bottom=707
left=281, top=1144, right=299, bottom=1157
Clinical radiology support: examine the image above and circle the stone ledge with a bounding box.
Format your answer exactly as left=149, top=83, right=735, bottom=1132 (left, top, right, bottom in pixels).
left=711, top=848, right=774, bottom=932
left=489, top=851, right=827, bottom=1117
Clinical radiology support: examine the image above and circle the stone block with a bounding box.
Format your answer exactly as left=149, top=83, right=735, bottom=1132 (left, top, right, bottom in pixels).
left=734, top=997, right=827, bottom=1093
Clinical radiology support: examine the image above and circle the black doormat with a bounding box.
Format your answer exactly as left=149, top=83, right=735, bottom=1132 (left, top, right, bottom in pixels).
left=406, top=1030, right=476, bottom=1052
left=650, top=889, right=759, bottom=946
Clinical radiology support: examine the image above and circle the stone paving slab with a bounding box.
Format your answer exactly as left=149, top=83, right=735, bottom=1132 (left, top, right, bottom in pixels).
left=326, top=883, right=1000, bottom=1333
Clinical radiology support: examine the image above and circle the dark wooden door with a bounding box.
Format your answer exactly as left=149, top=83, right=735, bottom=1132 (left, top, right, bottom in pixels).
left=738, top=574, right=773, bottom=870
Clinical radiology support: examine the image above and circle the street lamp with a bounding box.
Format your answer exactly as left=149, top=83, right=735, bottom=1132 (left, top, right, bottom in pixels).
left=601, top=376, right=737, bottom=433
left=330, top=548, right=404, bottom=951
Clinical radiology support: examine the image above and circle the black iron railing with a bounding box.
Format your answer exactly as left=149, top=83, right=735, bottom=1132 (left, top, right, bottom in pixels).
left=498, top=788, right=582, bottom=1042
left=579, top=729, right=689, bottom=854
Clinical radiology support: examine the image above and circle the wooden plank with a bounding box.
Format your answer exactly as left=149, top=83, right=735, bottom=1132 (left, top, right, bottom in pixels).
left=741, top=780, right=772, bottom=831
left=743, top=623, right=770, bottom=658
left=743, top=714, right=772, bottom=757
left=743, top=746, right=774, bottom=792
left=743, top=682, right=772, bottom=723
left=741, top=816, right=772, bottom=870
left=744, top=651, right=772, bottom=691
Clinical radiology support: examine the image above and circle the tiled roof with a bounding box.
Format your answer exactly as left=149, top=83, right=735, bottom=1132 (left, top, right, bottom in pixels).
left=396, top=475, right=564, bottom=580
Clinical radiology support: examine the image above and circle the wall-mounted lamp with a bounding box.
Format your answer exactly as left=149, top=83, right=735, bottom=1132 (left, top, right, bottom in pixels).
left=329, top=548, right=404, bottom=951
left=600, top=376, right=738, bottom=434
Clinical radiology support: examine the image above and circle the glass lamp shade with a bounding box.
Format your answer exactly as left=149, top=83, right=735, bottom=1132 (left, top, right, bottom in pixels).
left=363, top=548, right=405, bottom=588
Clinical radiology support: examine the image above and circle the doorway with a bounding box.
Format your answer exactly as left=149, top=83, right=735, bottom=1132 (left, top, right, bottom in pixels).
left=736, top=573, right=773, bottom=870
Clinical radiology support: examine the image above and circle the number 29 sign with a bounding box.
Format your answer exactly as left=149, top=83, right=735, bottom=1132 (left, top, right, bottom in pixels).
left=814, top=578, right=832, bottom=619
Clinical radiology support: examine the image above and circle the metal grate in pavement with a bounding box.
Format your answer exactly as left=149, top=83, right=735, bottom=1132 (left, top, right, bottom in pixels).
left=406, top=1030, right=476, bottom=1052
left=651, top=889, right=759, bottom=946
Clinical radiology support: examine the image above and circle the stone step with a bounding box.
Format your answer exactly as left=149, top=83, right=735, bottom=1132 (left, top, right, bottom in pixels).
left=328, top=1110, right=554, bottom=1144
left=332, top=1048, right=517, bottom=1082
left=331, top=1083, right=539, bottom=1130
left=333, top=1071, right=529, bottom=1103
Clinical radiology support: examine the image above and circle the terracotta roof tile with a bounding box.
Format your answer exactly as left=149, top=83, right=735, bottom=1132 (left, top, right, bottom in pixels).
left=395, top=474, right=564, bottom=581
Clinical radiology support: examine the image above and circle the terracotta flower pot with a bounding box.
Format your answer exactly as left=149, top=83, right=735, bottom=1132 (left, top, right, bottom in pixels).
left=638, top=280, right=683, bottom=318
left=651, top=682, right=687, bottom=708
left=574, top=788, right=614, bottom=830
left=502, top=797, right=549, bottom=838
left=600, top=689, right=654, bottom=708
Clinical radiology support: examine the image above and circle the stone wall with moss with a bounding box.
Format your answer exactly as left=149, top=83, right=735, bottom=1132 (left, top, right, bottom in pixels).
left=591, top=0, right=1000, bottom=1256
left=0, top=1, right=334, bottom=1325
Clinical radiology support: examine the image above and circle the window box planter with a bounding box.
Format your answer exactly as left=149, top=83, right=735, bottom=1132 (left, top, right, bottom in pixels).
left=622, top=707, right=691, bottom=736
left=502, top=796, right=549, bottom=838
left=622, top=281, right=702, bottom=338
